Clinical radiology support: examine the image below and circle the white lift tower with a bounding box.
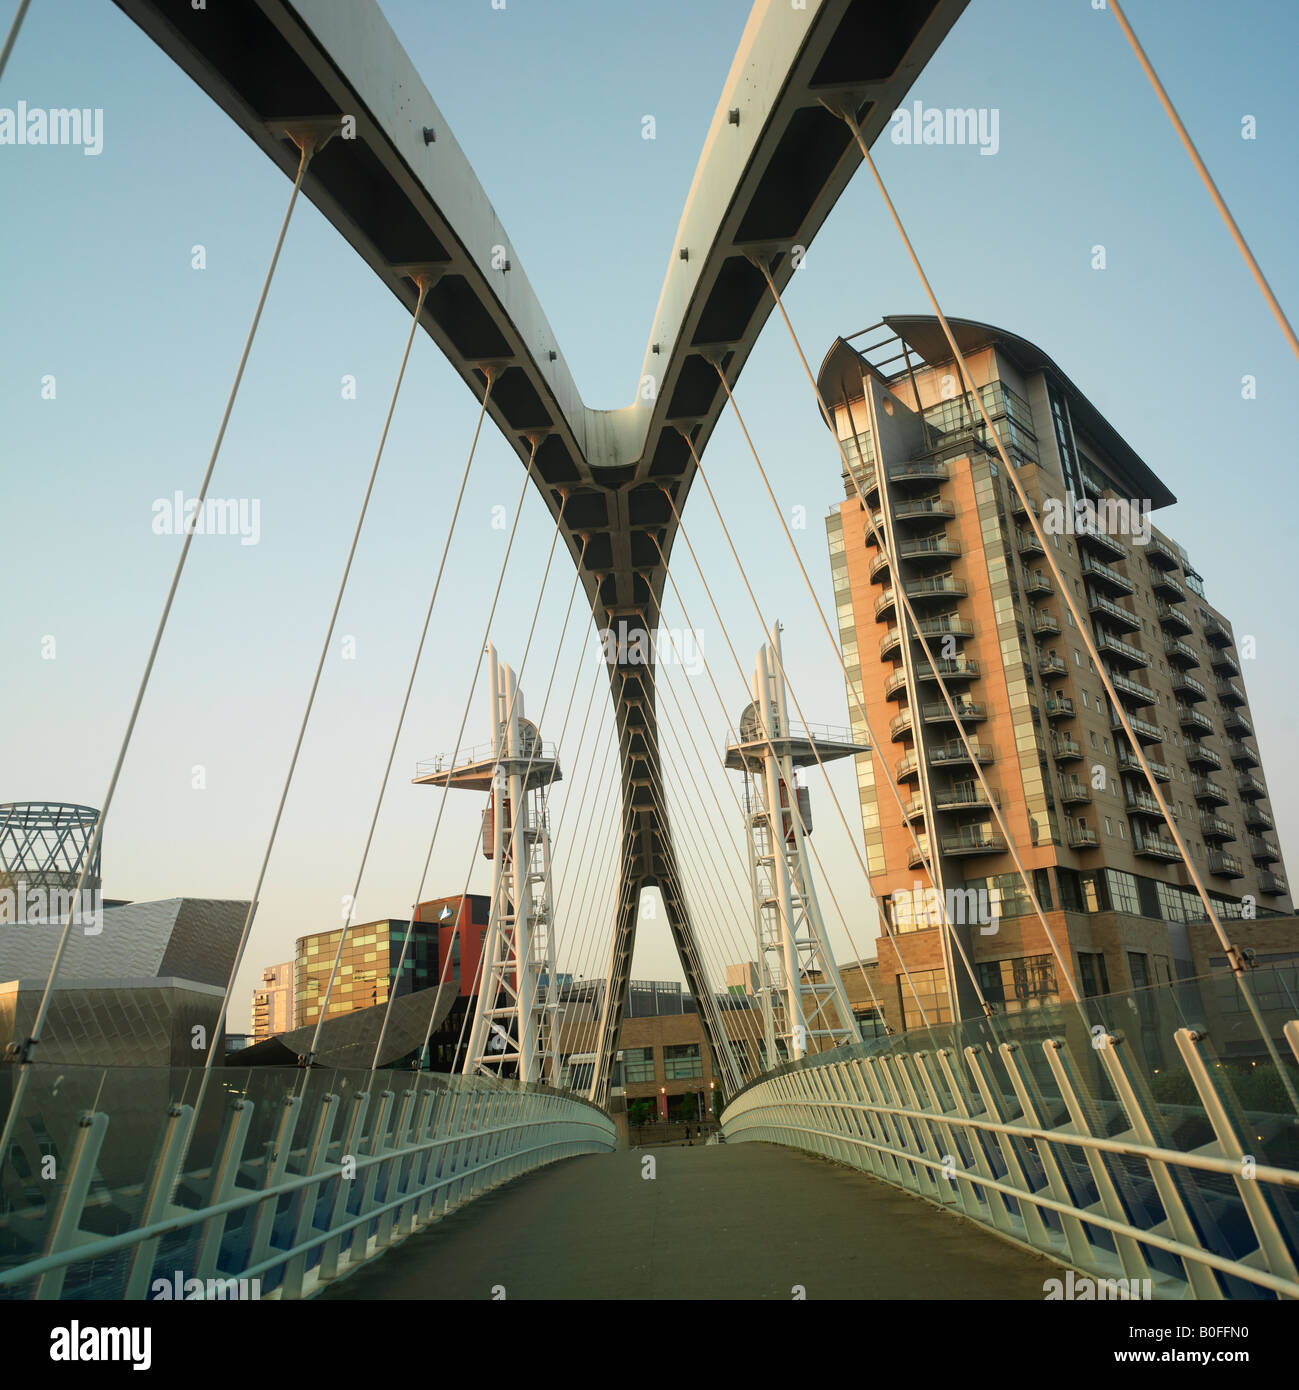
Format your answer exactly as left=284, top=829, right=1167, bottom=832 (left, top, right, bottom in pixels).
left=414, top=644, right=561, bottom=1085
left=725, top=623, right=865, bottom=1067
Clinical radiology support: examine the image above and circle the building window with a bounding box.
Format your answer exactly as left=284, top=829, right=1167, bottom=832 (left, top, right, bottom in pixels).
left=978, top=955, right=1059, bottom=1013
left=1128, top=952, right=1150, bottom=989
left=900, top=967, right=951, bottom=1030
left=1078, top=951, right=1111, bottom=997
left=622, top=1046, right=656, bottom=1083
left=663, top=1043, right=702, bottom=1079
left=1107, top=869, right=1141, bottom=914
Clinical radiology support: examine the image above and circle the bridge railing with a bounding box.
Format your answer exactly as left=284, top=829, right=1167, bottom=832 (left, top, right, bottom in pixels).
left=0, top=1064, right=615, bottom=1300
left=720, top=964, right=1299, bottom=1299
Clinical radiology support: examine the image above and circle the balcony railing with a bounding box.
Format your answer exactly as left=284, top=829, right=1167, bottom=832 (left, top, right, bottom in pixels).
left=915, top=658, right=980, bottom=682
left=899, top=537, right=962, bottom=564
left=1227, top=739, right=1258, bottom=767
left=1081, top=556, right=1134, bottom=596
left=1176, top=702, right=1213, bottom=733
left=1223, top=707, right=1253, bottom=737
left=1117, top=747, right=1171, bottom=780
left=941, top=827, right=1007, bottom=856
left=1215, top=677, right=1246, bottom=706
left=1236, top=771, right=1267, bottom=800
left=1037, top=652, right=1067, bottom=677
left=1078, top=527, right=1125, bottom=561
left=922, top=700, right=985, bottom=724
left=906, top=576, right=968, bottom=601
left=1088, top=590, right=1140, bottom=631
left=1152, top=571, right=1185, bottom=602
left=1017, top=528, right=1045, bottom=557
left=1157, top=601, right=1193, bottom=633
left=1109, top=671, right=1157, bottom=706
left=1067, top=824, right=1100, bottom=849
left=1125, top=790, right=1165, bottom=818
left=1172, top=672, right=1207, bottom=701
left=888, top=460, right=949, bottom=484
left=1207, top=850, right=1244, bottom=878
left=1031, top=611, right=1060, bottom=636
left=930, top=741, right=995, bottom=766
left=892, top=499, right=955, bottom=523
left=1163, top=637, right=1200, bottom=668
left=1113, top=711, right=1161, bottom=744
left=1023, top=573, right=1052, bottom=596
left=1249, top=835, right=1280, bottom=864
left=1058, top=780, right=1091, bottom=805
left=1132, top=828, right=1182, bottom=861
left=1211, top=648, right=1240, bottom=676
left=1203, top=615, right=1232, bottom=648
left=1244, top=804, right=1273, bottom=830
left=1184, top=740, right=1221, bottom=770
left=1147, top=535, right=1180, bottom=569
left=1098, top=632, right=1148, bottom=667
left=1052, top=734, right=1083, bottom=760
left=1198, top=814, right=1235, bottom=842
left=933, top=784, right=1000, bottom=810
left=1043, top=695, right=1076, bottom=720
left=889, top=711, right=913, bottom=740
left=1259, top=870, right=1288, bottom=895
left=1191, top=775, right=1228, bottom=805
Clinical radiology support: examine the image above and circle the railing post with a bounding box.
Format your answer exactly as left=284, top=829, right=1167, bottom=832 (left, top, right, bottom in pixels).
left=33, top=1111, right=109, bottom=1301
left=122, top=1102, right=194, bottom=1301
left=279, top=1090, right=339, bottom=1299
left=194, top=1098, right=254, bottom=1283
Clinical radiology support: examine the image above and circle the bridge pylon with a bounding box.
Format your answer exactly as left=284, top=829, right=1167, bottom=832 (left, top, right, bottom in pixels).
left=726, top=622, right=865, bottom=1066
left=415, top=644, right=561, bottom=1085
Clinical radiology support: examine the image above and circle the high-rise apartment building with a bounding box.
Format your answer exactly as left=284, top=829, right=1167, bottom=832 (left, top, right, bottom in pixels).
left=821, top=315, right=1291, bottom=1032
left=251, top=960, right=295, bottom=1040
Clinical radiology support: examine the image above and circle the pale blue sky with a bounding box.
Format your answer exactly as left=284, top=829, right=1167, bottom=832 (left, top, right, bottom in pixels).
left=1, top=0, right=1296, bottom=1030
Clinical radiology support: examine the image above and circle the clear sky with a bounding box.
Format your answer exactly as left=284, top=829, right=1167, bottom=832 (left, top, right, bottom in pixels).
left=1, top=0, right=1296, bottom=1032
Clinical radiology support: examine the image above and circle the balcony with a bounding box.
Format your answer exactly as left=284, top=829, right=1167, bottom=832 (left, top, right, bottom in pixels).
left=1227, top=739, right=1258, bottom=768
left=1172, top=671, right=1208, bottom=702
left=1098, top=631, right=1148, bottom=668
left=1052, top=733, right=1084, bottom=762
left=899, top=537, right=963, bottom=565
left=1147, top=535, right=1180, bottom=570
left=1068, top=823, right=1100, bottom=849
left=1081, top=556, right=1134, bottom=596
left=880, top=616, right=975, bottom=657
left=1043, top=695, right=1076, bottom=721
left=906, top=576, right=968, bottom=603
left=1058, top=778, right=1092, bottom=806
left=933, top=784, right=1000, bottom=812
left=1152, top=570, right=1185, bottom=602
left=1117, top=746, right=1171, bottom=780
left=1079, top=527, right=1126, bottom=561
left=1215, top=676, right=1246, bottom=706
left=889, top=711, right=913, bottom=742
left=1259, top=870, right=1288, bottom=896
left=1249, top=835, right=1280, bottom=864
left=922, top=700, right=986, bottom=725
left=1207, top=850, right=1244, bottom=879
left=1037, top=652, right=1067, bottom=677
left=1017, top=528, right=1045, bottom=558
left=893, top=498, right=955, bottom=524
left=1032, top=611, right=1060, bottom=636
left=1114, top=711, right=1162, bottom=745
left=888, top=460, right=949, bottom=486
left=874, top=588, right=897, bottom=620
left=1203, top=615, right=1232, bottom=648
left=1109, top=671, right=1157, bottom=707
left=906, top=834, right=932, bottom=869
left=1157, top=601, right=1193, bottom=634
left=1023, top=572, right=1052, bottom=597
left=941, top=826, right=1007, bottom=857
left=915, top=658, right=980, bottom=684
left=1223, top=707, right=1253, bottom=737
left=1184, top=740, right=1221, bottom=771
left=1244, top=804, right=1273, bottom=831
left=901, top=794, right=926, bottom=823
left=1177, top=702, right=1213, bottom=734
left=1132, top=827, right=1182, bottom=861
left=895, top=753, right=920, bottom=782
left=884, top=669, right=909, bottom=699
left=1236, top=771, right=1267, bottom=800
left=930, top=740, right=995, bottom=767
left=1199, top=814, right=1235, bottom=843
left=843, top=462, right=877, bottom=500
left=1088, top=590, right=1141, bottom=632
left=1191, top=775, right=1228, bottom=806
left=1125, top=789, right=1166, bottom=819
left=1211, top=647, right=1240, bottom=677
left=1163, top=637, right=1200, bottom=669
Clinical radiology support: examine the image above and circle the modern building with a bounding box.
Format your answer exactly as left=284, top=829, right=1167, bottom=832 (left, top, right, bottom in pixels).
left=820, top=315, right=1292, bottom=1031
left=251, top=960, right=295, bottom=1040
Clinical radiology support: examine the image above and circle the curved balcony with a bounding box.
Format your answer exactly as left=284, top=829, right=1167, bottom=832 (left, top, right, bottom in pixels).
left=1163, top=637, right=1200, bottom=669
left=869, top=549, right=892, bottom=581
left=874, top=588, right=897, bottom=620
left=941, top=826, right=1007, bottom=857
left=1044, top=694, right=1076, bottom=721
left=1172, top=672, right=1208, bottom=702
left=1199, top=814, right=1235, bottom=843
left=1228, top=739, right=1258, bottom=768
left=915, top=658, right=980, bottom=684
left=889, top=710, right=913, bottom=742
left=881, top=617, right=974, bottom=658
left=1081, top=556, right=1134, bottom=596
left=888, top=460, right=949, bottom=486
left=893, top=498, right=955, bottom=524
left=1089, top=590, right=1141, bottom=632
left=880, top=626, right=902, bottom=659
left=932, top=784, right=1000, bottom=813
left=1157, top=602, right=1193, bottom=634
left=930, top=740, right=995, bottom=768
left=906, top=576, right=968, bottom=604
left=924, top=700, right=986, bottom=726
left=1184, top=740, right=1221, bottom=771
left=884, top=668, right=909, bottom=700
left=898, top=537, right=962, bottom=566
left=1211, top=647, right=1240, bottom=677
left=1191, top=775, right=1228, bottom=806
left=1259, top=869, right=1288, bottom=896
left=895, top=753, right=921, bottom=783
left=901, top=794, right=926, bottom=824
left=1203, top=615, right=1232, bottom=648
left=1207, top=850, right=1244, bottom=879
left=906, top=833, right=933, bottom=869
left=843, top=463, right=878, bottom=501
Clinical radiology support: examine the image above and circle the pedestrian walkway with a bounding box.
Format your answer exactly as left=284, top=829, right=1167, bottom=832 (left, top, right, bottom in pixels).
left=318, top=1142, right=1058, bottom=1300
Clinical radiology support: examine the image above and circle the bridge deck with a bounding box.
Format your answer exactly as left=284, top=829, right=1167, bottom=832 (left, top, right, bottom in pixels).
left=317, top=1143, right=1057, bottom=1300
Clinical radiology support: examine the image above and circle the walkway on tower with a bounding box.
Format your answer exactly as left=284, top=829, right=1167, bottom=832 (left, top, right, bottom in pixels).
left=317, top=1143, right=1055, bottom=1300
